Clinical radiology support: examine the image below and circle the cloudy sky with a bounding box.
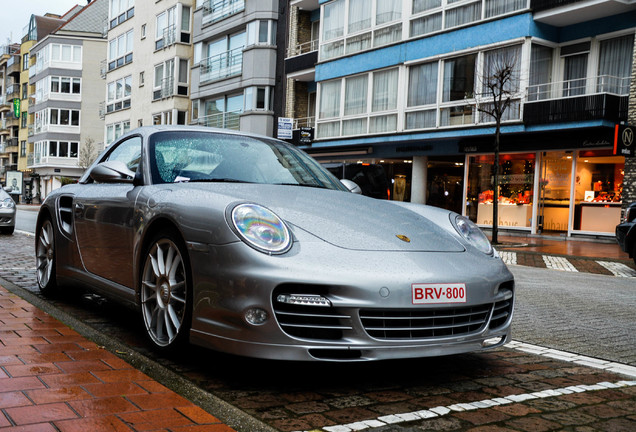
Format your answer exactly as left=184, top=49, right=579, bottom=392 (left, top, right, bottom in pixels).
left=0, top=0, right=88, bottom=46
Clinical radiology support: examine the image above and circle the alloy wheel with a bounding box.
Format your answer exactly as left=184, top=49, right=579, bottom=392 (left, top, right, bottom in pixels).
left=141, top=237, right=188, bottom=347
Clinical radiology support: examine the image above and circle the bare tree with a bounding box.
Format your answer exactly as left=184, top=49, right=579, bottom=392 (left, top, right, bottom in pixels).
left=477, top=47, right=520, bottom=245
left=78, top=137, right=99, bottom=170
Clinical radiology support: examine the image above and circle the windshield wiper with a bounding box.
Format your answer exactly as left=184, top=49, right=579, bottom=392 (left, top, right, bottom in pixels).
left=178, top=178, right=253, bottom=184
left=274, top=182, right=328, bottom=189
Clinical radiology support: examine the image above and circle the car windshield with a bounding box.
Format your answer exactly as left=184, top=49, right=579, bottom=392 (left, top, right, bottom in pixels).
left=149, top=131, right=346, bottom=190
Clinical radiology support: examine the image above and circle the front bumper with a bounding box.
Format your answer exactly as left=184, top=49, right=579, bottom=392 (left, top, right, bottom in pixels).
left=187, top=239, right=515, bottom=361
left=0, top=208, right=16, bottom=227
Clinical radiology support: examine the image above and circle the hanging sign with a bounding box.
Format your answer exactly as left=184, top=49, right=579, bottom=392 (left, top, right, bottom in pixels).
left=614, top=124, right=634, bottom=157
left=13, top=98, right=20, bottom=118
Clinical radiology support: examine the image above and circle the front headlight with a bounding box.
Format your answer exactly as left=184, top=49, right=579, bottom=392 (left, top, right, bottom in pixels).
left=453, top=214, right=493, bottom=255
left=1, top=198, right=15, bottom=209
left=231, top=203, right=292, bottom=254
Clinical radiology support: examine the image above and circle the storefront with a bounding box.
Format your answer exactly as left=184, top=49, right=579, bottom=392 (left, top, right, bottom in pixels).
left=464, top=149, right=625, bottom=236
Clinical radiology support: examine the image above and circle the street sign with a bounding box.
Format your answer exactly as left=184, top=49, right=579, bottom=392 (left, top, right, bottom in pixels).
left=614, top=124, right=634, bottom=157
left=277, top=117, right=293, bottom=140
left=299, top=127, right=314, bottom=145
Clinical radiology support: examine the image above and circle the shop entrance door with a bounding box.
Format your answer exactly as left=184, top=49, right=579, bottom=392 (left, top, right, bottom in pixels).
left=538, top=151, right=573, bottom=233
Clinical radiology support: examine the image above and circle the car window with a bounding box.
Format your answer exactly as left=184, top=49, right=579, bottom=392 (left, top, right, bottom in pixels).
left=105, top=136, right=142, bottom=172
left=148, top=131, right=346, bottom=191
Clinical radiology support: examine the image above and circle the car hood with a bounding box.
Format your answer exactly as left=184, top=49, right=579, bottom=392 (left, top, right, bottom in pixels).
left=174, top=183, right=465, bottom=253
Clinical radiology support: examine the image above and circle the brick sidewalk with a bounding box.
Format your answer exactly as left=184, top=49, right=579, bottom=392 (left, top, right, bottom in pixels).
left=0, top=284, right=235, bottom=432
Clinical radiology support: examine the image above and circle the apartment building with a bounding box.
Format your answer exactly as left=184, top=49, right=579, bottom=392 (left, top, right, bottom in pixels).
left=190, top=0, right=285, bottom=136
left=0, top=44, right=20, bottom=188
left=104, top=0, right=194, bottom=145
left=286, top=0, right=635, bottom=238
left=28, top=0, right=108, bottom=199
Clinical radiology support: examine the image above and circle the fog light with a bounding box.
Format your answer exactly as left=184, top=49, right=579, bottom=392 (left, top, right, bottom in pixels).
left=276, top=294, right=331, bottom=307
left=482, top=336, right=504, bottom=347
left=245, top=308, right=269, bottom=325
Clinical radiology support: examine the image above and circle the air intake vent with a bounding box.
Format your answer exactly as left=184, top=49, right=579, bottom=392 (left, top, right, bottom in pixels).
left=360, top=305, right=491, bottom=340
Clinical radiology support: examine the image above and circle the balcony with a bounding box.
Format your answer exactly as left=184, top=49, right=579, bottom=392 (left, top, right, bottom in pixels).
left=5, top=137, right=18, bottom=151
left=153, top=76, right=175, bottom=100
left=155, top=25, right=177, bottom=50
left=193, top=109, right=241, bottom=130
left=202, top=0, right=245, bottom=26
left=6, top=55, right=20, bottom=77
left=5, top=85, right=20, bottom=102
left=0, top=96, right=8, bottom=112
left=285, top=39, right=319, bottom=76
left=200, top=48, right=243, bottom=83
left=524, top=75, right=629, bottom=125
left=532, top=0, right=636, bottom=26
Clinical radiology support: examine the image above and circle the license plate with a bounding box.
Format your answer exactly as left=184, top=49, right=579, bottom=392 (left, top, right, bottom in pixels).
left=412, top=283, right=467, bottom=304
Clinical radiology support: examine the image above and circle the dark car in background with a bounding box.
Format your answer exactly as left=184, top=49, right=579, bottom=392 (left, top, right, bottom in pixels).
left=616, top=202, right=636, bottom=265
left=322, top=162, right=391, bottom=200
left=0, top=188, right=16, bottom=235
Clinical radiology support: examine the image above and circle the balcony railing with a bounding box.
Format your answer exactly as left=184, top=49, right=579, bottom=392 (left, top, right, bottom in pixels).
left=200, top=47, right=243, bottom=83
left=153, top=76, right=175, bottom=100
left=155, top=25, right=177, bottom=50
left=203, top=0, right=244, bottom=25
left=194, top=109, right=241, bottom=130
left=287, top=39, right=319, bottom=58
left=293, top=116, right=315, bottom=129
left=524, top=75, right=629, bottom=125
left=526, top=75, right=629, bottom=101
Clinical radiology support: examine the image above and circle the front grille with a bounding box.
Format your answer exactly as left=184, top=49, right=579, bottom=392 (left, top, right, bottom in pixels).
left=360, top=305, right=492, bottom=340
left=273, top=301, right=353, bottom=341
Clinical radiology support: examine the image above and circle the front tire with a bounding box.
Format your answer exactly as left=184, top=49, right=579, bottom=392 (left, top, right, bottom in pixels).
left=36, top=218, right=57, bottom=295
left=140, top=231, right=192, bottom=350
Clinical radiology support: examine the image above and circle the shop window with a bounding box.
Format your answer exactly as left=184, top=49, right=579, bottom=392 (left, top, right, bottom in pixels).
left=466, top=153, right=535, bottom=229
left=572, top=150, right=624, bottom=233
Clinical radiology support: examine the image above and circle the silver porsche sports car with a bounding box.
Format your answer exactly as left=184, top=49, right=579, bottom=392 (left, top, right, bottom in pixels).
left=36, top=125, right=514, bottom=361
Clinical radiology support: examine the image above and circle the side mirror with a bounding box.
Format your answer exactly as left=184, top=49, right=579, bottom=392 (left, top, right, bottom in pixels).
left=90, top=160, right=135, bottom=184
left=340, top=179, right=362, bottom=194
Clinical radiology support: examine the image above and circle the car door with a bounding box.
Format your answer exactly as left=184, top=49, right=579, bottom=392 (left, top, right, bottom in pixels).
left=74, top=136, right=143, bottom=289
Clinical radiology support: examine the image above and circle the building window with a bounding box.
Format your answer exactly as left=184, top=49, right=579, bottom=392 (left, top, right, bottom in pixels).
left=106, top=120, right=131, bottom=144
left=20, top=141, right=26, bottom=157
left=51, top=44, right=82, bottom=63
left=202, top=0, right=244, bottom=25
left=21, top=112, right=27, bottom=128
left=108, top=29, right=134, bottom=71
left=200, top=31, right=245, bottom=82
left=244, top=86, right=272, bottom=111
left=321, top=0, right=402, bottom=60
left=47, top=141, right=79, bottom=158
left=49, top=108, right=80, bottom=126
left=141, top=24, right=146, bottom=39
left=110, top=0, right=135, bottom=29
left=22, top=53, right=29, bottom=70
left=153, top=59, right=175, bottom=100
left=196, top=94, right=243, bottom=130
left=156, top=4, right=191, bottom=50
left=317, top=67, right=398, bottom=138
left=22, top=83, right=28, bottom=100
left=106, top=75, right=132, bottom=113
left=247, top=20, right=276, bottom=46
left=139, top=71, right=145, bottom=86
left=51, top=77, right=81, bottom=95
left=597, top=34, right=634, bottom=94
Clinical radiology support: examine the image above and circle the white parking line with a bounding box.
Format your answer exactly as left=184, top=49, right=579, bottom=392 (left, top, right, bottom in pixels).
left=597, top=261, right=636, bottom=278
left=499, top=251, right=517, bottom=265
left=315, top=379, right=636, bottom=432
left=302, top=341, right=636, bottom=432
left=543, top=255, right=578, bottom=271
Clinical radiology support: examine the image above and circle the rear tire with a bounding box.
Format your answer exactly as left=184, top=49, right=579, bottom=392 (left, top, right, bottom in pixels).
left=139, top=230, right=192, bottom=350
left=36, top=218, right=58, bottom=296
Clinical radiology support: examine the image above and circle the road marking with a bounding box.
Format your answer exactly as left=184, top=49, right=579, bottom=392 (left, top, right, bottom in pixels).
left=597, top=261, right=636, bottom=278
left=306, top=341, right=636, bottom=432
left=543, top=255, right=578, bottom=271
left=499, top=251, right=517, bottom=265
left=315, top=379, right=636, bottom=432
